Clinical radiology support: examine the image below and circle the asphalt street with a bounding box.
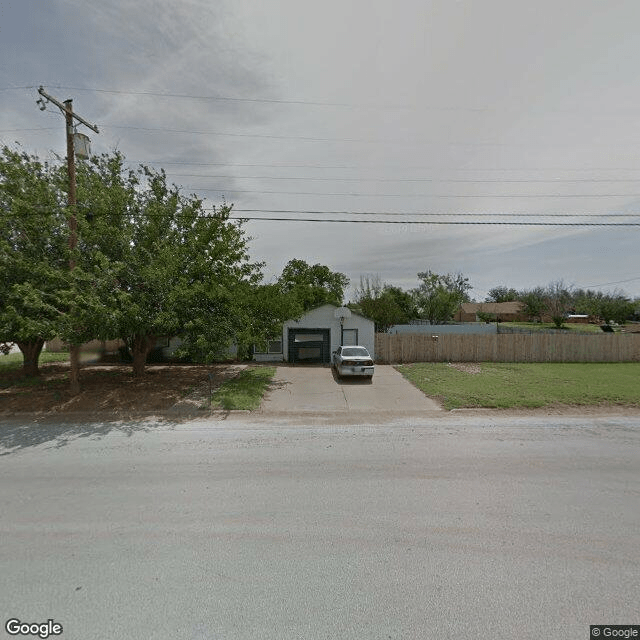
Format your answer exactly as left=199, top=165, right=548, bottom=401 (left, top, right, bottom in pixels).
left=1, top=414, right=639, bottom=640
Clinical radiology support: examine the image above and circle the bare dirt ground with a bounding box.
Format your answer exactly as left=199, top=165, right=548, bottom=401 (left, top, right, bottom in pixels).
left=0, top=362, right=246, bottom=418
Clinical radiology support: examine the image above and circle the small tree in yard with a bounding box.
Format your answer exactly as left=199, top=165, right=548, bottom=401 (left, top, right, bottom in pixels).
left=355, top=274, right=416, bottom=332
left=544, top=280, right=573, bottom=328
left=518, top=287, right=546, bottom=323
left=412, top=270, right=472, bottom=325
left=233, top=282, right=303, bottom=358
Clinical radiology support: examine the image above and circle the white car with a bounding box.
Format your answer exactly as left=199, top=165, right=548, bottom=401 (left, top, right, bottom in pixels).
left=331, top=345, right=375, bottom=379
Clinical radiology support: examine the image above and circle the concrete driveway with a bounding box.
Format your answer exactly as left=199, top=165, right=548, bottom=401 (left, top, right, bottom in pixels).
left=261, top=364, right=441, bottom=415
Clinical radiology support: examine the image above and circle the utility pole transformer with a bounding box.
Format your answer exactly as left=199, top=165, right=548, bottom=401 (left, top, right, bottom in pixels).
left=36, top=87, right=99, bottom=395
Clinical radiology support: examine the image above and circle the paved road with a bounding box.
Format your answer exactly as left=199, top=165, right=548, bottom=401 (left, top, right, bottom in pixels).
left=262, top=364, right=442, bottom=414
left=1, top=414, right=639, bottom=639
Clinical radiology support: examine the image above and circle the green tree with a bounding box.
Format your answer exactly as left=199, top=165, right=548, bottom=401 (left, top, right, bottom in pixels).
left=1, top=147, right=290, bottom=381
left=233, top=282, right=303, bottom=358
left=0, top=146, right=126, bottom=383
left=543, top=280, right=573, bottom=328
left=82, top=159, right=266, bottom=376
left=277, top=259, right=349, bottom=311
left=355, top=275, right=416, bottom=332
left=518, top=287, right=546, bottom=322
left=485, top=286, right=519, bottom=303
left=574, top=288, right=635, bottom=325
left=412, top=271, right=471, bottom=325
left=0, top=146, right=68, bottom=376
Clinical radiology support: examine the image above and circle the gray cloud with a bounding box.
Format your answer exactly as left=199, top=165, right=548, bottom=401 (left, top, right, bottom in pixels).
left=2, top=0, right=639, bottom=299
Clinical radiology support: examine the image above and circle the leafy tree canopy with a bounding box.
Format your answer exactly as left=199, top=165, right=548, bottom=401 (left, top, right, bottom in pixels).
left=517, top=287, right=546, bottom=322
left=573, top=288, right=635, bottom=325
left=354, top=274, right=416, bottom=332
left=1, top=147, right=288, bottom=378
left=75, top=154, right=268, bottom=375
left=485, top=286, right=519, bottom=303
left=412, top=270, right=472, bottom=325
left=277, top=259, right=349, bottom=311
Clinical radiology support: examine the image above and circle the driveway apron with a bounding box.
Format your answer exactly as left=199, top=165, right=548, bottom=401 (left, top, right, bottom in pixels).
left=261, top=364, right=441, bottom=413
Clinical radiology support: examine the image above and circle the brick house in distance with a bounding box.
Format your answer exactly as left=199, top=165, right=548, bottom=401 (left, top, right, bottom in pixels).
left=455, top=301, right=528, bottom=323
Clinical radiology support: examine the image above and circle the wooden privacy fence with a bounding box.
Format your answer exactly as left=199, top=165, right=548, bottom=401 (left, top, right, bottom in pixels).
left=375, top=332, right=640, bottom=363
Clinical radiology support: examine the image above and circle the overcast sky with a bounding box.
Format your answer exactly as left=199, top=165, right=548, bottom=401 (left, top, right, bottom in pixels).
left=2, top=0, right=639, bottom=301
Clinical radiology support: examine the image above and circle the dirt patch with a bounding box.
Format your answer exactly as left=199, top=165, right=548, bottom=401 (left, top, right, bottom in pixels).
left=0, top=362, right=247, bottom=417
left=447, top=362, right=482, bottom=375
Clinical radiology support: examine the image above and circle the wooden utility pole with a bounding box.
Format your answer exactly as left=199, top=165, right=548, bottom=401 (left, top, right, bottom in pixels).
left=64, top=98, right=80, bottom=394
left=64, top=99, right=78, bottom=268
left=37, top=87, right=99, bottom=395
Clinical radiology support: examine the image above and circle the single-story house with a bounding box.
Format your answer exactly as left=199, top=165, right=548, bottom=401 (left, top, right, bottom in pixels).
left=46, top=305, right=375, bottom=364
left=566, top=314, right=590, bottom=324
left=254, top=303, right=375, bottom=363
left=455, top=301, right=528, bottom=323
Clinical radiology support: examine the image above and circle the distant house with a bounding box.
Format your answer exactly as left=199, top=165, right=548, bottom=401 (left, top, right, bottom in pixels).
left=455, top=301, right=527, bottom=323
left=253, top=303, right=375, bottom=363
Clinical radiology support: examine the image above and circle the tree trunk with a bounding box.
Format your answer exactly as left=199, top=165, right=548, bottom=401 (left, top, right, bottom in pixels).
left=69, top=344, right=81, bottom=395
left=129, top=334, right=157, bottom=377
left=17, top=339, right=45, bottom=377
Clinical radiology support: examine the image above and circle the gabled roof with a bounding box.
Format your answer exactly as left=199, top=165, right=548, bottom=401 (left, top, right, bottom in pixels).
left=302, top=302, right=372, bottom=322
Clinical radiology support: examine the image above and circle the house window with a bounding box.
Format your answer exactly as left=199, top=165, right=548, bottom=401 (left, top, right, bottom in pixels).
left=294, top=334, right=322, bottom=342
left=254, top=338, right=283, bottom=355
left=267, top=340, right=282, bottom=354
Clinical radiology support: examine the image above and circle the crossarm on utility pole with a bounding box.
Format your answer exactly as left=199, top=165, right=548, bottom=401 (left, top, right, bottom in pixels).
left=37, top=86, right=99, bottom=133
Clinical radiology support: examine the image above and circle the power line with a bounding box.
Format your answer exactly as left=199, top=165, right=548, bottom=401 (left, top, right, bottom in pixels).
left=137, top=160, right=640, bottom=172
left=187, top=186, right=640, bottom=198
left=10, top=151, right=640, bottom=177
left=105, top=124, right=392, bottom=143
left=582, top=276, right=640, bottom=288
left=0, top=127, right=59, bottom=133
left=7, top=205, right=639, bottom=220
left=103, top=124, right=640, bottom=149
left=46, top=85, right=373, bottom=108
left=171, top=172, right=640, bottom=184
left=225, top=216, right=640, bottom=226
left=230, top=209, right=640, bottom=217
left=35, top=85, right=640, bottom=116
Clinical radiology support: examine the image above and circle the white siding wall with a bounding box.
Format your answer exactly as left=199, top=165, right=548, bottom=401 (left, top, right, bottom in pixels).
left=283, top=304, right=375, bottom=361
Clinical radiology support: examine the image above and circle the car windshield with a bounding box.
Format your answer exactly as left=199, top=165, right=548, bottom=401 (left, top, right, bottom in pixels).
left=341, top=347, right=370, bottom=357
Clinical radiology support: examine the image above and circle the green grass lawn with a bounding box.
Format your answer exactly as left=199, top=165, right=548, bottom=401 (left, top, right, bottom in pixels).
left=0, top=351, right=70, bottom=372
left=396, top=362, right=640, bottom=410
left=211, top=366, right=276, bottom=410
left=504, top=322, right=605, bottom=334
